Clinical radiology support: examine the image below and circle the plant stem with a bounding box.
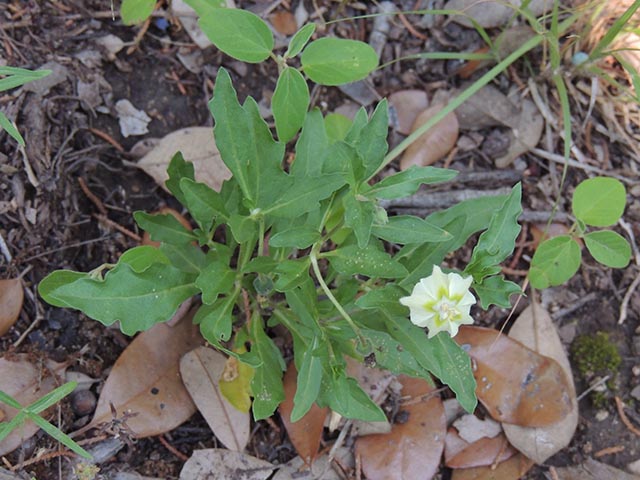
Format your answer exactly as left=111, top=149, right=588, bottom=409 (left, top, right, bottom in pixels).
left=310, top=249, right=364, bottom=345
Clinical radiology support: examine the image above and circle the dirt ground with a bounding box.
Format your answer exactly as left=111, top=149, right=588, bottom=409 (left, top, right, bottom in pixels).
left=1, top=1, right=639, bottom=479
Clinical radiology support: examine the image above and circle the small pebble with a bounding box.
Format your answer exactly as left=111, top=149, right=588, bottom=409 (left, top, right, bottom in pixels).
left=591, top=376, right=608, bottom=393
left=632, top=365, right=640, bottom=377
left=595, top=410, right=609, bottom=421
left=631, top=384, right=640, bottom=401
left=71, top=390, right=97, bottom=417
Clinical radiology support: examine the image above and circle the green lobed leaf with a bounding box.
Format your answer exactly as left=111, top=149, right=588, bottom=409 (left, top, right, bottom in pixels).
left=464, top=183, right=522, bottom=282
left=228, top=213, right=257, bottom=243
left=272, top=67, right=309, bottom=143
left=250, top=316, right=286, bottom=420
left=301, top=38, right=378, bottom=86
left=572, top=177, right=626, bottom=227
left=324, top=113, right=352, bottom=143
left=210, top=68, right=287, bottom=207
left=0, top=111, right=25, bottom=146
left=165, top=152, right=195, bottom=208
left=584, top=230, right=631, bottom=268
left=322, top=141, right=365, bottom=186
left=269, top=226, right=321, bottom=249
left=199, top=8, right=274, bottom=63
left=134, top=211, right=196, bottom=245
left=384, top=315, right=477, bottom=413
left=160, top=243, right=207, bottom=274
left=352, top=100, right=389, bottom=179
left=372, top=215, right=452, bottom=244
left=195, top=293, right=237, bottom=342
left=529, top=235, right=582, bottom=289
left=285, top=23, right=316, bottom=58
left=360, top=329, right=426, bottom=377
left=39, top=263, right=198, bottom=334
left=274, top=259, right=311, bottom=292
left=344, top=193, right=375, bottom=248
left=355, top=284, right=407, bottom=316
left=261, top=174, right=345, bottom=219
left=119, top=246, right=170, bottom=273
left=319, top=371, right=385, bottom=421
left=292, top=109, right=330, bottom=177
left=367, top=165, right=458, bottom=199
left=195, top=261, right=236, bottom=304
left=179, top=178, right=227, bottom=232
left=326, top=244, right=408, bottom=278
left=120, top=0, right=155, bottom=24
left=472, top=275, right=522, bottom=309
left=291, top=335, right=324, bottom=422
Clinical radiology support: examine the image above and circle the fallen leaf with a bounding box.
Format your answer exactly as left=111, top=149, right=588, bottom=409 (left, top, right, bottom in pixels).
left=272, top=447, right=353, bottom=480
left=270, top=11, right=298, bottom=36
left=530, top=223, right=582, bottom=249
left=494, top=98, right=543, bottom=167
left=455, top=85, right=520, bottom=130
left=502, top=303, right=578, bottom=464
left=455, top=326, right=573, bottom=427
left=445, top=428, right=517, bottom=469
left=445, top=0, right=551, bottom=28
left=137, top=127, right=232, bottom=193
left=0, top=278, right=23, bottom=336
left=219, top=353, right=254, bottom=413
left=180, top=347, right=250, bottom=451
left=0, top=355, right=68, bottom=457
left=88, top=311, right=201, bottom=437
left=279, top=363, right=328, bottom=465
left=554, top=457, right=640, bottom=480
left=453, top=414, right=502, bottom=443
left=388, top=90, right=430, bottom=135
left=356, top=376, right=446, bottom=480
left=141, top=207, right=193, bottom=247
left=115, top=99, right=151, bottom=138
left=400, top=104, right=459, bottom=169
left=451, top=453, right=534, bottom=480
left=179, top=449, right=275, bottom=480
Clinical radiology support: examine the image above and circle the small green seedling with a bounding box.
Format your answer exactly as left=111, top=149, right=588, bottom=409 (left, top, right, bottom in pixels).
left=0, top=382, right=91, bottom=459
left=530, top=177, right=631, bottom=289
left=0, top=66, right=51, bottom=146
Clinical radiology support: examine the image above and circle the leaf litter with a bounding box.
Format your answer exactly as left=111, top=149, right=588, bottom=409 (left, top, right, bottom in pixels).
left=0, top=278, right=23, bottom=336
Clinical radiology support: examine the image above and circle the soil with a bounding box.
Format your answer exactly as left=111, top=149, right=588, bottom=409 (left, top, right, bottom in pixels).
left=1, top=1, right=639, bottom=479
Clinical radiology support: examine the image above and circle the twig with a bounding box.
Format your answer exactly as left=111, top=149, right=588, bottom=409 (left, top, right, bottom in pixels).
left=397, top=12, right=427, bottom=40
left=530, top=147, right=636, bottom=184
left=9, top=449, right=76, bottom=471
left=619, top=218, right=640, bottom=266
left=594, top=445, right=625, bottom=457
left=158, top=435, right=189, bottom=461
left=78, top=177, right=108, bottom=215
left=20, top=236, right=111, bottom=264
left=551, top=292, right=597, bottom=320
left=93, top=214, right=141, bottom=242
left=88, top=127, right=124, bottom=152
left=126, top=16, right=152, bottom=55
left=19, top=145, right=40, bottom=188
left=577, top=375, right=610, bottom=402
left=615, top=396, right=640, bottom=437
left=0, top=231, right=12, bottom=262
left=619, top=269, right=640, bottom=325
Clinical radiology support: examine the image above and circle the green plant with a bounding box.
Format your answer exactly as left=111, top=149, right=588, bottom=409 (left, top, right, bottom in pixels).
left=36, top=4, right=531, bottom=422
left=529, top=177, right=631, bottom=288
left=572, top=331, right=622, bottom=378
left=0, top=382, right=91, bottom=459
left=0, top=66, right=51, bottom=146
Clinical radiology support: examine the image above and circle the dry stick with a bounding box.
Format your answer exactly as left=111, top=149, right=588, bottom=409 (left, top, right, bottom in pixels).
left=9, top=450, right=76, bottom=471
left=0, top=231, right=12, bottom=262
left=619, top=219, right=640, bottom=266
left=93, top=214, right=141, bottom=242
left=576, top=375, right=610, bottom=402
left=397, top=11, right=427, bottom=40
left=594, top=445, right=625, bottom=458
left=618, top=270, right=640, bottom=325
left=615, top=396, right=640, bottom=437
left=88, top=127, right=124, bottom=152
left=551, top=292, right=597, bottom=321
left=78, top=177, right=108, bottom=215
left=158, top=435, right=189, bottom=462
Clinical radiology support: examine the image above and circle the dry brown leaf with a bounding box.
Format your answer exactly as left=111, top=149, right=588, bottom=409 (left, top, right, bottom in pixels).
left=455, top=326, right=573, bottom=428
left=137, top=127, right=231, bottom=193
left=494, top=98, right=544, bottom=167
left=0, top=355, right=68, bottom=456
left=279, top=363, right=328, bottom=466
left=502, top=303, right=578, bottom=464
left=356, top=376, right=446, bottom=480
left=445, top=428, right=517, bottom=469
left=444, top=0, right=551, bottom=28
left=180, top=346, right=250, bottom=451
left=270, top=11, right=298, bottom=35
left=451, top=453, right=534, bottom=480
left=553, top=457, right=640, bottom=480
left=455, top=85, right=520, bottom=130
left=388, top=90, right=430, bottom=135
left=88, top=312, right=201, bottom=437
left=453, top=414, right=501, bottom=443
left=180, top=449, right=275, bottom=480
left=0, top=278, right=23, bottom=336
left=400, top=104, right=459, bottom=170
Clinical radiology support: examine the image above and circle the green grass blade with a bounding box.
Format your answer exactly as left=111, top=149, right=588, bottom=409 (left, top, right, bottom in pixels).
left=0, top=413, right=26, bottom=442
left=590, top=0, right=640, bottom=60
left=27, top=382, right=77, bottom=414
left=378, top=32, right=544, bottom=172
left=0, top=111, right=25, bottom=146
left=0, top=390, right=23, bottom=409
left=28, top=414, right=92, bottom=459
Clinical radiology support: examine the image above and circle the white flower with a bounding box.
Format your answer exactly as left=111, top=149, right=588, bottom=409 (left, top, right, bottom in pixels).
left=399, top=266, right=476, bottom=338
